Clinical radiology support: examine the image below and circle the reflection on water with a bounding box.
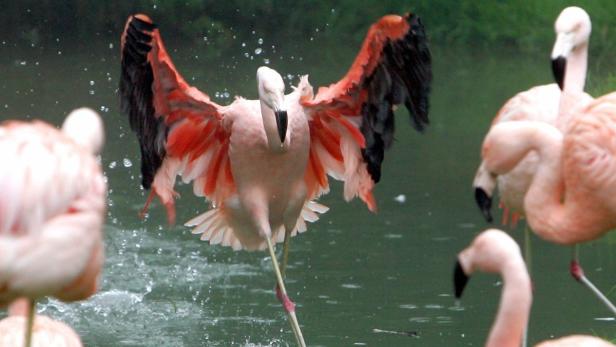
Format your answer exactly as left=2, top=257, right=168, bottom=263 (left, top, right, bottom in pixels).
left=1, top=37, right=615, bottom=346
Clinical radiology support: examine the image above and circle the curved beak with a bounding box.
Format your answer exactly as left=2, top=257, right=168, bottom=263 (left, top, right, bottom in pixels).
left=275, top=110, right=288, bottom=143
left=551, top=56, right=567, bottom=91
left=453, top=260, right=470, bottom=299
left=551, top=33, right=573, bottom=90
left=474, top=187, right=493, bottom=223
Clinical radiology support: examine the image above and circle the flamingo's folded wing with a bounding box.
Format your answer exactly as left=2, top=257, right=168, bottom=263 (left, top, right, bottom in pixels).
left=120, top=14, right=233, bottom=223
left=302, top=13, right=432, bottom=211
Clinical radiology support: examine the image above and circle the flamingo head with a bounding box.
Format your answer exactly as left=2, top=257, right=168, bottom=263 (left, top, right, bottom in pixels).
left=454, top=229, right=523, bottom=299
left=62, top=107, right=105, bottom=154
left=257, top=66, right=287, bottom=143
left=551, top=6, right=591, bottom=90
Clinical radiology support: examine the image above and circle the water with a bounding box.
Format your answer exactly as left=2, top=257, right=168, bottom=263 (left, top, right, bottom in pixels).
left=1, top=34, right=615, bottom=346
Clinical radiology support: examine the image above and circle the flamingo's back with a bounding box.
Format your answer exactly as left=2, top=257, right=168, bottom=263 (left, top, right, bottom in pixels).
left=0, top=121, right=101, bottom=235
left=564, top=92, right=616, bottom=222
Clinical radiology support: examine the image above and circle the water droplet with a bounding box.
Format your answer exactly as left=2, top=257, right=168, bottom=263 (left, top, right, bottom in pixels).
left=108, top=161, right=117, bottom=169
left=241, top=42, right=246, bottom=47
left=254, top=47, right=262, bottom=55
left=243, top=52, right=249, bottom=58
left=223, top=91, right=230, bottom=98
left=122, top=158, right=133, bottom=168
left=257, top=38, right=263, bottom=45
left=89, top=90, right=95, bottom=95
left=394, top=194, right=406, bottom=203
left=89, top=80, right=95, bottom=86
left=108, top=43, right=114, bottom=49
left=203, top=36, right=208, bottom=41
left=263, top=58, right=270, bottom=65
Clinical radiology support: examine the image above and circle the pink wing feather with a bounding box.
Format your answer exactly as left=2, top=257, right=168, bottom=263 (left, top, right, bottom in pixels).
left=120, top=14, right=235, bottom=223
left=302, top=13, right=432, bottom=211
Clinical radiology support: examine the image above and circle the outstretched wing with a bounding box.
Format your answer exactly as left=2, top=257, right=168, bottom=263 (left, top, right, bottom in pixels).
left=302, top=13, right=432, bottom=211
left=120, top=14, right=233, bottom=223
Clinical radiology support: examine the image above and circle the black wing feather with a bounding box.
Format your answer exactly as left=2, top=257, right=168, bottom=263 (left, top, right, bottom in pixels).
left=361, top=13, right=432, bottom=182
left=120, top=16, right=167, bottom=190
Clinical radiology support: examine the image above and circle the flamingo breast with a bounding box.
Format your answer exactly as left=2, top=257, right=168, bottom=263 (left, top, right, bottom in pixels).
left=225, top=98, right=310, bottom=239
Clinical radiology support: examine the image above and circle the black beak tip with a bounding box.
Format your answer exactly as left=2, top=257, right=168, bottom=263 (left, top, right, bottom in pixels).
left=275, top=110, right=288, bottom=143
left=454, top=260, right=469, bottom=299
left=474, top=187, right=493, bottom=223
left=551, top=56, right=566, bottom=91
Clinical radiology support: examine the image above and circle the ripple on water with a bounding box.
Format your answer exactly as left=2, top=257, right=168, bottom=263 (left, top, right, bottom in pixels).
left=341, top=283, right=362, bottom=289
left=399, top=304, right=418, bottom=310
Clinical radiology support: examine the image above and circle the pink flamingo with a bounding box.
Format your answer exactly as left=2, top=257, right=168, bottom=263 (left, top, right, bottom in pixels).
left=480, top=86, right=616, bottom=315
left=474, top=6, right=593, bottom=226
left=0, top=299, right=82, bottom=347
left=454, top=229, right=614, bottom=347
left=0, top=108, right=106, bottom=347
left=120, top=13, right=431, bottom=345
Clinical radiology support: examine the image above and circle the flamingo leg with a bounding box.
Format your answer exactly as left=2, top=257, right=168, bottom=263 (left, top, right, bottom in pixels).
left=281, top=228, right=292, bottom=278
left=24, top=299, right=35, bottom=347
left=522, top=225, right=531, bottom=347
left=570, top=245, right=616, bottom=316
left=524, top=225, right=532, bottom=276
left=265, top=236, right=306, bottom=347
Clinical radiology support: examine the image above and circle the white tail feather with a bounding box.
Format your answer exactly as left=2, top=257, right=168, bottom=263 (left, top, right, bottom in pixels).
left=185, top=200, right=329, bottom=251
left=185, top=209, right=216, bottom=227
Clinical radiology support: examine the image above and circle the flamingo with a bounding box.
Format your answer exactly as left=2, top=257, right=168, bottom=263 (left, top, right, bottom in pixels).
left=474, top=6, right=593, bottom=225
left=120, top=12, right=431, bottom=346
left=0, top=108, right=106, bottom=347
left=454, top=229, right=615, bottom=347
left=478, top=6, right=616, bottom=316
left=0, top=299, right=82, bottom=347
left=479, top=85, right=616, bottom=315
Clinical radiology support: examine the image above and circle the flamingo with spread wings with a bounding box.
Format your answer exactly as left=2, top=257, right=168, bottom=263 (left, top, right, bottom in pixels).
left=120, top=13, right=431, bottom=345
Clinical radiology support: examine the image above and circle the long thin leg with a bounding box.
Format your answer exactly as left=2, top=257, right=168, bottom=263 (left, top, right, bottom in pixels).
left=281, top=228, right=292, bottom=278
left=570, top=245, right=616, bottom=315
left=24, top=299, right=35, bottom=347
left=522, top=225, right=531, bottom=347
left=524, top=225, right=532, bottom=276
left=265, top=236, right=306, bottom=347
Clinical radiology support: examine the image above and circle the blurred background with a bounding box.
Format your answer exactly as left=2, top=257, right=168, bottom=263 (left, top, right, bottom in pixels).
left=1, top=1, right=615, bottom=346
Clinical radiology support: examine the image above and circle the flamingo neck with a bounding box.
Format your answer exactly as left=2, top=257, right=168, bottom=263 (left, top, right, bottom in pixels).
left=523, top=125, right=574, bottom=242
left=259, top=100, right=286, bottom=152
left=486, top=259, right=532, bottom=347
left=563, top=43, right=587, bottom=94
left=556, top=44, right=588, bottom=126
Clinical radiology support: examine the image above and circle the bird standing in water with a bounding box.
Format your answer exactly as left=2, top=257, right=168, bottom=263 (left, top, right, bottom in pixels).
left=474, top=6, right=593, bottom=226
left=0, top=108, right=106, bottom=347
left=120, top=12, right=431, bottom=346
